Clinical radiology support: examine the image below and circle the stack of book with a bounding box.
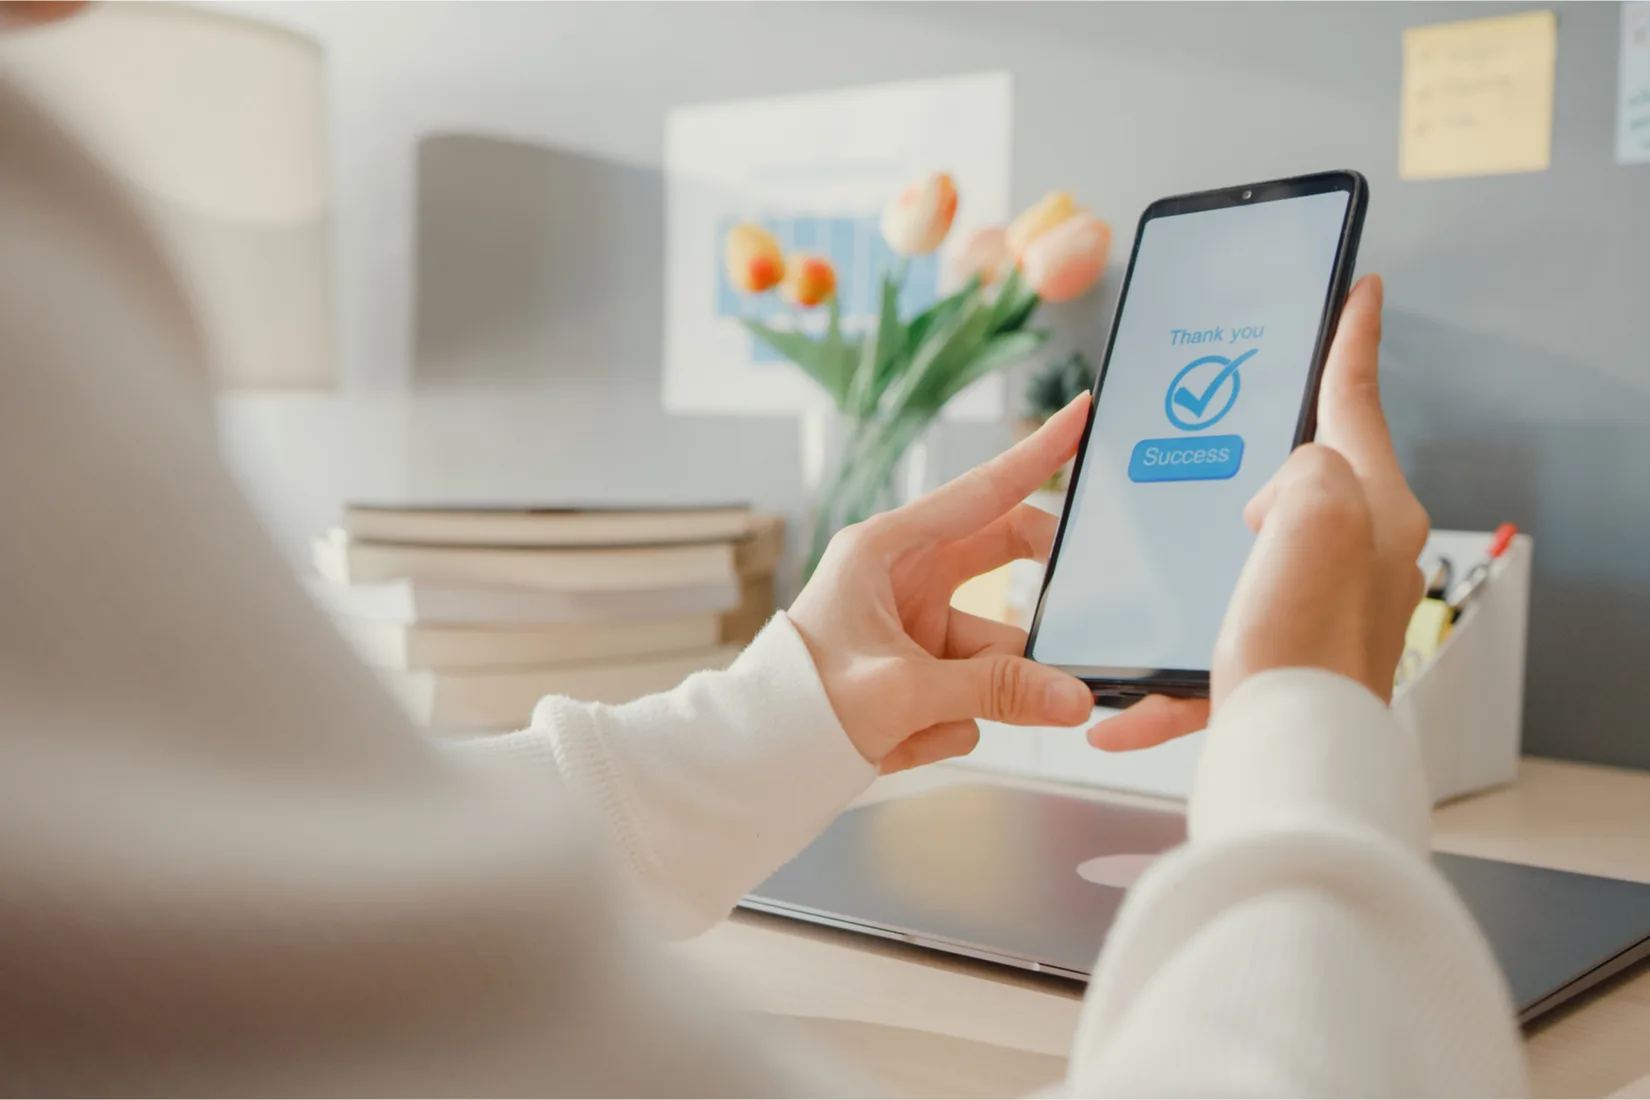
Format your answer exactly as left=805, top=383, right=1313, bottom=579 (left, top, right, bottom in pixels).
left=306, top=504, right=784, bottom=734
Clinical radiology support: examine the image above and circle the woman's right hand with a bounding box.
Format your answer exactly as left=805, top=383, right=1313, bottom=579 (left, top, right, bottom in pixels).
left=1211, top=274, right=1430, bottom=708
left=1091, top=274, right=1429, bottom=748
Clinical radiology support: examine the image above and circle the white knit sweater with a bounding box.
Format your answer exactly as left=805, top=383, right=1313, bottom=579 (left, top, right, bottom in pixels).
left=0, top=75, right=1526, bottom=1094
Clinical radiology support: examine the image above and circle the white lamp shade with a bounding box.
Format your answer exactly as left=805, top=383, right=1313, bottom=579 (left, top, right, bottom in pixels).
left=2, top=2, right=335, bottom=389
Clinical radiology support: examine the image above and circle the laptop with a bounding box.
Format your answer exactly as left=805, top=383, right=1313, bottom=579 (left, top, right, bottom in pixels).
left=743, top=783, right=1650, bottom=1024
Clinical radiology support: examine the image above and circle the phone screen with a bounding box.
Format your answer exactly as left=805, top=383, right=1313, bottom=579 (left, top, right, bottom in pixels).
left=1029, top=184, right=1357, bottom=680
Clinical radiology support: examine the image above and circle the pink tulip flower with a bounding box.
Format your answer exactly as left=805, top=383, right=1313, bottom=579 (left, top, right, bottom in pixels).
left=1021, top=213, right=1111, bottom=303
left=880, top=172, right=958, bottom=256
left=946, top=225, right=1012, bottom=287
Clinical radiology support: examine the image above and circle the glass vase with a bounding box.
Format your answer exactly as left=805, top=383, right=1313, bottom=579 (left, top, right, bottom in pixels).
left=799, top=409, right=934, bottom=586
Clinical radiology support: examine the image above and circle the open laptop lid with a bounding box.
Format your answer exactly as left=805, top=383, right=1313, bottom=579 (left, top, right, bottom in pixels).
left=744, top=783, right=1650, bottom=1023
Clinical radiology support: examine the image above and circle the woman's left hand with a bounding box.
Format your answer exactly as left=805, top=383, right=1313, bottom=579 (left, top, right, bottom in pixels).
left=788, top=395, right=1206, bottom=773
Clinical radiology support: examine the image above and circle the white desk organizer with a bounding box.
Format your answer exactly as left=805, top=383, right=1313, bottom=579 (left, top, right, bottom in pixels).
left=968, top=529, right=1533, bottom=806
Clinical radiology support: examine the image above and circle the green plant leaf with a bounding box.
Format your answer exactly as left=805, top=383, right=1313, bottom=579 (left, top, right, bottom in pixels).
left=890, top=295, right=996, bottom=415
left=893, top=278, right=981, bottom=388
left=986, top=267, right=1025, bottom=326
left=849, top=276, right=985, bottom=419
left=937, top=330, right=1048, bottom=408
left=905, top=276, right=982, bottom=349
left=996, top=294, right=1041, bottom=335
left=739, top=317, right=824, bottom=372
left=740, top=317, right=856, bottom=408
left=847, top=273, right=904, bottom=418
left=988, top=268, right=1042, bottom=334
left=822, top=295, right=852, bottom=405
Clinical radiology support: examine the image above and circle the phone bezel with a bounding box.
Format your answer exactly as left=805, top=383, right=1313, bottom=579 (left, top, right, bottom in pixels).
left=1023, top=169, right=1370, bottom=704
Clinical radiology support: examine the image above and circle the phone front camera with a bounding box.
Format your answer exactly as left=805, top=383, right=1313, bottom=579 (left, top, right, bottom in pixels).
left=1241, top=190, right=1253, bottom=200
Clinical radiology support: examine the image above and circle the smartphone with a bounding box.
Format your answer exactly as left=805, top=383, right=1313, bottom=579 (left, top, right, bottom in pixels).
left=1024, top=170, right=1369, bottom=706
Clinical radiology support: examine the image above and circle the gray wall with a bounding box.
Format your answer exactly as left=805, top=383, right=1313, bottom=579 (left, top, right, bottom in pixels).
left=213, top=1, right=1649, bottom=769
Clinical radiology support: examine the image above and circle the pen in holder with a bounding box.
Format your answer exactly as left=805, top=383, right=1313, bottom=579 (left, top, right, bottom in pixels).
left=1396, top=524, right=1517, bottom=690
left=1389, top=526, right=1531, bottom=802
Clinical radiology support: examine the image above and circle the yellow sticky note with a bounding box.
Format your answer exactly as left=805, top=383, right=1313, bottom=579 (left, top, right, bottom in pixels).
left=1400, top=10, right=1557, bottom=180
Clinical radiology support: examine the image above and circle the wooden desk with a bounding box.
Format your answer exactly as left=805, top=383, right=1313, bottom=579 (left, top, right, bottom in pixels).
left=675, top=757, right=1650, bottom=1098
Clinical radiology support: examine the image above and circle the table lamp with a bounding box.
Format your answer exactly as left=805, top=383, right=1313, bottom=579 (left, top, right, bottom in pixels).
left=1, top=2, right=334, bottom=389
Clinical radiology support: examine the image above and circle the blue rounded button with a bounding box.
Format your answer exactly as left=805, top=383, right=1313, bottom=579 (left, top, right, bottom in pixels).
left=1128, top=435, right=1245, bottom=482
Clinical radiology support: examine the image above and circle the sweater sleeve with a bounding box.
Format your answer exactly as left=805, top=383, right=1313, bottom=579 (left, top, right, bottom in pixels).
left=1066, top=669, right=1528, bottom=1096
left=0, top=81, right=866, bottom=1097
left=456, top=613, right=878, bottom=938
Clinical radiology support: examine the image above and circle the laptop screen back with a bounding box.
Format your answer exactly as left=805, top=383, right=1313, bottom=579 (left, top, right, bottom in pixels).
left=746, top=783, right=1650, bottom=1020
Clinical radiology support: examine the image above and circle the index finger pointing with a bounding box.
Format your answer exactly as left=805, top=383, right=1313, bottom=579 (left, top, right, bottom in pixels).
left=889, top=393, right=1088, bottom=543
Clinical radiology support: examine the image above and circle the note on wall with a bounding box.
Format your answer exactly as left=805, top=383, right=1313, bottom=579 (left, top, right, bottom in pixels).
left=1399, top=10, right=1557, bottom=181
left=1620, top=1, right=1650, bottom=164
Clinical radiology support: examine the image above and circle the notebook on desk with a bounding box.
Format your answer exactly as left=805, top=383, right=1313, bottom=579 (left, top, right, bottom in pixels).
left=744, top=783, right=1650, bottom=1024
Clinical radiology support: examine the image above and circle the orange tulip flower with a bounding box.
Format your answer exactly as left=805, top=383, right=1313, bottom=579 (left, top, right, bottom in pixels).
left=724, top=222, right=785, bottom=293
left=782, top=253, right=837, bottom=308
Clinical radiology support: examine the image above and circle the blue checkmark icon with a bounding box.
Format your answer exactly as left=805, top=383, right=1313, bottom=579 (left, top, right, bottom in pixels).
left=1164, top=348, right=1256, bottom=431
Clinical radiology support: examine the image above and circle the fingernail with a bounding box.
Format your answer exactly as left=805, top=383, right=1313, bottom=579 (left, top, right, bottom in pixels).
left=1045, top=678, right=1093, bottom=724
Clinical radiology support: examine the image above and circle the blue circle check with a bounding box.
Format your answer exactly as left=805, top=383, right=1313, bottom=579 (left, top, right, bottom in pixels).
left=1164, top=348, right=1256, bottom=432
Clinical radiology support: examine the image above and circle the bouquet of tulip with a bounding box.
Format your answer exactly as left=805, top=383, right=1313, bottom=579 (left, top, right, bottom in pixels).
left=724, top=175, right=1110, bottom=581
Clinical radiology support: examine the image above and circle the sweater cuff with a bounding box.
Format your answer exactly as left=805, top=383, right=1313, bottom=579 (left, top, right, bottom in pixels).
left=536, top=611, right=876, bottom=936
left=1189, top=669, right=1431, bottom=856
left=719, top=611, right=879, bottom=801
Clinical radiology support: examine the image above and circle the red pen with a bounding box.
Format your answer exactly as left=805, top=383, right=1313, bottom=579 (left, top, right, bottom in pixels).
left=1448, top=523, right=1518, bottom=621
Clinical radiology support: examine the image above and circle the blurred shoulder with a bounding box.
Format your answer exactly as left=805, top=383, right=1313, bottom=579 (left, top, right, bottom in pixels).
left=0, top=75, right=206, bottom=400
